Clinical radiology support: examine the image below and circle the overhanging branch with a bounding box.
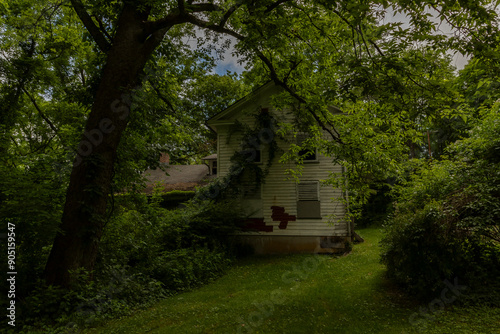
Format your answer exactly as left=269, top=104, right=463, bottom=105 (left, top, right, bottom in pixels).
left=219, top=1, right=244, bottom=28
left=70, top=0, right=111, bottom=52
left=144, top=2, right=219, bottom=35
left=264, top=0, right=292, bottom=13
left=185, top=13, right=343, bottom=144
left=22, top=88, right=61, bottom=138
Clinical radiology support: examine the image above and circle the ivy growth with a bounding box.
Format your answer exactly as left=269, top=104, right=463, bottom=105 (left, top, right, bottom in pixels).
left=196, top=107, right=279, bottom=203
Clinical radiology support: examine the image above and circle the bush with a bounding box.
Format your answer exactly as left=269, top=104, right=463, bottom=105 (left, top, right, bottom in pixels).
left=20, top=266, right=166, bottom=331
left=150, top=248, right=231, bottom=292
left=15, top=189, right=245, bottom=332
left=0, top=154, right=68, bottom=328
left=159, top=190, right=196, bottom=209
left=98, top=193, right=244, bottom=290
left=381, top=109, right=500, bottom=302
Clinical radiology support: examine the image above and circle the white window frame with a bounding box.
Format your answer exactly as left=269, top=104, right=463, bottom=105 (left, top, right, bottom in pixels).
left=296, top=181, right=322, bottom=219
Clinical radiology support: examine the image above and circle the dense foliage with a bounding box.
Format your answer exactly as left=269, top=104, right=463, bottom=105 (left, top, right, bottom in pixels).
left=9, top=192, right=244, bottom=331
left=381, top=108, right=500, bottom=302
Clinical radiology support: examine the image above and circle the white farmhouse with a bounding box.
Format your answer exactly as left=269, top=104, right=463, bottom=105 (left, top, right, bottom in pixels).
left=207, top=82, right=352, bottom=253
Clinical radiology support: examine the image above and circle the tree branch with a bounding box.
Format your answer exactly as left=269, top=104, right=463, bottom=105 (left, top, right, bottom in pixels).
left=185, top=13, right=246, bottom=40
left=149, top=80, right=177, bottom=114
left=291, top=3, right=341, bottom=54
left=429, top=4, right=484, bottom=47
left=185, top=13, right=343, bottom=143
left=264, top=0, right=291, bottom=13
left=144, top=2, right=218, bottom=35
left=142, top=13, right=185, bottom=41
left=92, top=14, right=113, bottom=42
left=369, top=39, right=385, bottom=57
left=283, top=59, right=303, bottom=83
left=178, top=0, right=185, bottom=14
left=219, top=1, right=243, bottom=28
left=358, top=24, right=373, bottom=59
left=70, top=0, right=111, bottom=52
left=22, top=88, right=60, bottom=136
left=143, top=27, right=172, bottom=58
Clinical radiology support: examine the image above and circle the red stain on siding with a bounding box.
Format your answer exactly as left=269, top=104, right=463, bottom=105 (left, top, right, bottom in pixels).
left=271, top=206, right=296, bottom=230
left=243, top=218, right=273, bottom=232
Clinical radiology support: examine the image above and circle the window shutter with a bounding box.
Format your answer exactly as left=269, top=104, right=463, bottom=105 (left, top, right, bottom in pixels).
left=298, top=182, right=319, bottom=201
left=297, top=181, right=321, bottom=219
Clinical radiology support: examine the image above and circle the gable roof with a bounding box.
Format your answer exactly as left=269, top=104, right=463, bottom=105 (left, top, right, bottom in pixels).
left=201, top=153, right=217, bottom=160
left=206, top=81, right=283, bottom=132
left=144, top=165, right=209, bottom=184
left=142, top=165, right=210, bottom=193
left=206, top=81, right=344, bottom=133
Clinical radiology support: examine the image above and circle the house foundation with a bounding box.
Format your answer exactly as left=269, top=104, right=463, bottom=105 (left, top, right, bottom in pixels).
left=235, top=235, right=351, bottom=254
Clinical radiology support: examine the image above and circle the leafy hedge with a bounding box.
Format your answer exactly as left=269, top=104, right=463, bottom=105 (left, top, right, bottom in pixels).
left=381, top=109, right=500, bottom=302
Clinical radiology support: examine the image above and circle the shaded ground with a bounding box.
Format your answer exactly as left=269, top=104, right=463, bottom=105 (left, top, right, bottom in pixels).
left=85, top=228, right=500, bottom=334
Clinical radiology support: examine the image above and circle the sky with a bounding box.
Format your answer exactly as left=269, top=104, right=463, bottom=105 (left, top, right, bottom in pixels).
left=381, top=6, right=469, bottom=70
left=205, top=6, right=470, bottom=76
left=214, top=57, right=244, bottom=75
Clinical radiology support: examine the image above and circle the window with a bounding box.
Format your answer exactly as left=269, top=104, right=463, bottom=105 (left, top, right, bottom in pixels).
left=240, top=170, right=262, bottom=200
left=297, top=133, right=317, bottom=161
left=297, top=181, right=321, bottom=219
left=212, top=161, right=217, bottom=175
left=242, top=182, right=262, bottom=200
left=240, top=171, right=263, bottom=218
left=241, top=148, right=262, bottom=163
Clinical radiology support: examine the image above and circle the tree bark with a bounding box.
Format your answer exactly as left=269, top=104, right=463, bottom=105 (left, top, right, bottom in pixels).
left=43, top=5, right=163, bottom=287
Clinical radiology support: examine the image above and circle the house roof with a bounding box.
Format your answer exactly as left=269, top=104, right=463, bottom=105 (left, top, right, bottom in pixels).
left=142, top=165, right=210, bottom=193
left=201, top=153, right=217, bottom=160
left=206, top=81, right=282, bottom=132
left=205, top=81, right=344, bottom=133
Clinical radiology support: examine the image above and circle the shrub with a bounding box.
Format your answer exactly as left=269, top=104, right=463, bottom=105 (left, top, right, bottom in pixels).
left=20, top=266, right=166, bottom=331
left=15, top=188, right=245, bottom=332
left=150, top=248, right=231, bottom=292
left=97, top=193, right=244, bottom=289
left=381, top=109, right=500, bottom=302
left=160, top=190, right=196, bottom=209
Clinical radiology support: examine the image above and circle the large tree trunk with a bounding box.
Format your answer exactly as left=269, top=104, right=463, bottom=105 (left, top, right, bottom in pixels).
left=44, top=5, right=158, bottom=288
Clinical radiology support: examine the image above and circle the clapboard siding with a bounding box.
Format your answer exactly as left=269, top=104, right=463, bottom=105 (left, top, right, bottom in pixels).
left=208, top=83, right=349, bottom=238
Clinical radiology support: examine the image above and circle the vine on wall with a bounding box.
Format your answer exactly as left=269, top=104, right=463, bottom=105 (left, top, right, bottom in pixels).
left=195, top=107, right=280, bottom=203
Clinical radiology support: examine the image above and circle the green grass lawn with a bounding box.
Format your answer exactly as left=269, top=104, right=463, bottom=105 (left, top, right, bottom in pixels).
left=85, top=228, right=500, bottom=334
